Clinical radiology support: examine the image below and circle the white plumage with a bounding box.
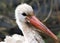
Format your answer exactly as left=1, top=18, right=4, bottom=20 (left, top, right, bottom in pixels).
left=0, top=34, right=45, bottom=43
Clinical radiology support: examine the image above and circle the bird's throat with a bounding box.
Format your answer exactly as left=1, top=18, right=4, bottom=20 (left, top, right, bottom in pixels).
left=16, top=20, right=44, bottom=43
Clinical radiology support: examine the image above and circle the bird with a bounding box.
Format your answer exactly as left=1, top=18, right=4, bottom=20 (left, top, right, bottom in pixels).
left=0, top=3, right=58, bottom=43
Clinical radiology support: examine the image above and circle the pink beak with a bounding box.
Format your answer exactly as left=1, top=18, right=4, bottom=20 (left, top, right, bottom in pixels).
left=26, top=15, right=58, bottom=41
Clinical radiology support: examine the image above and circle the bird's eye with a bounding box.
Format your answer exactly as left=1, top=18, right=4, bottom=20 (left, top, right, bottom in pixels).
left=22, top=13, right=27, bottom=16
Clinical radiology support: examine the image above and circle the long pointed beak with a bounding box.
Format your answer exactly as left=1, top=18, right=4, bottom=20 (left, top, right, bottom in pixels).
left=26, top=15, right=58, bottom=41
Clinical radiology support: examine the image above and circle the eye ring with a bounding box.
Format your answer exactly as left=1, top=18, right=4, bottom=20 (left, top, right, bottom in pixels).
left=22, top=13, right=27, bottom=16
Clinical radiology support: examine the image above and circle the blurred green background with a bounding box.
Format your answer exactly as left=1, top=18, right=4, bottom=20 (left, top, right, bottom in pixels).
left=0, top=0, right=60, bottom=43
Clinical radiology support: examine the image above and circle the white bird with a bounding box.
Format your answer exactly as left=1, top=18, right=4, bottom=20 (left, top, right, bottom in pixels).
left=0, top=3, right=58, bottom=43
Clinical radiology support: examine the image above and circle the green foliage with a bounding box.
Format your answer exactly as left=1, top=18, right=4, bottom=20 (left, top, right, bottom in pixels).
left=57, top=32, right=60, bottom=38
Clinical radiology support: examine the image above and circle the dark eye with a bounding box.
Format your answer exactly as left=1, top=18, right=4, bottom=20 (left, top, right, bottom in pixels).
left=22, top=13, right=27, bottom=16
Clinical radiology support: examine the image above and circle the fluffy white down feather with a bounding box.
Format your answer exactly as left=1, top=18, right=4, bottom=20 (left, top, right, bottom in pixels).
left=0, top=34, right=45, bottom=43
left=0, top=34, right=25, bottom=43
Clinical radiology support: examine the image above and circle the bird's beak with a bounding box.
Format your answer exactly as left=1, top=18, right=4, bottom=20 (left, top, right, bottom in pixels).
left=26, top=14, right=58, bottom=41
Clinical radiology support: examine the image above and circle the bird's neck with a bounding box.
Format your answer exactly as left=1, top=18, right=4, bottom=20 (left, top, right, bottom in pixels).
left=16, top=20, right=35, bottom=41
left=16, top=20, right=32, bottom=34
left=16, top=21, right=33, bottom=37
left=16, top=20, right=45, bottom=43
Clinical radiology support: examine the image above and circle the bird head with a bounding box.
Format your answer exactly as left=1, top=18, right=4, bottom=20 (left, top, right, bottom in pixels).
left=15, top=3, right=34, bottom=22
left=15, top=3, right=58, bottom=41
